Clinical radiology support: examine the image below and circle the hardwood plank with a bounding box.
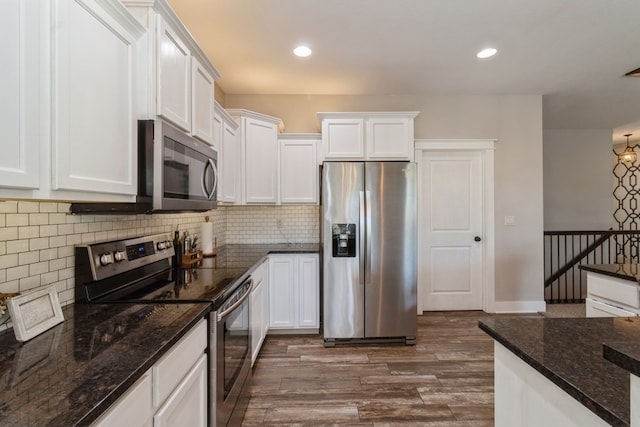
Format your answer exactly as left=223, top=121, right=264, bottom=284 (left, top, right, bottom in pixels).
left=242, top=311, right=511, bottom=425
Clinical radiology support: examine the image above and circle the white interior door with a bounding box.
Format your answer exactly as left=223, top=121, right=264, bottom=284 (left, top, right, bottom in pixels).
left=420, top=150, right=484, bottom=310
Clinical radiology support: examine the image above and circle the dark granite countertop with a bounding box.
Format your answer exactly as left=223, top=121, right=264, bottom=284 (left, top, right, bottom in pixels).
left=0, top=242, right=319, bottom=425
left=604, top=341, right=640, bottom=378
left=479, top=317, right=640, bottom=426
left=205, top=243, right=320, bottom=270
left=0, top=302, right=210, bottom=426
left=580, top=263, right=640, bottom=283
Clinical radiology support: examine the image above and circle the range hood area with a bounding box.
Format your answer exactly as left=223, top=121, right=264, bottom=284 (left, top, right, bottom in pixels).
left=70, top=120, right=218, bottom=215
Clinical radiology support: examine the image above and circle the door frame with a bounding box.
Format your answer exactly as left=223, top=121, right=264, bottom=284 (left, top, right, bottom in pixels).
left=415, top=139, right=496, bottom=313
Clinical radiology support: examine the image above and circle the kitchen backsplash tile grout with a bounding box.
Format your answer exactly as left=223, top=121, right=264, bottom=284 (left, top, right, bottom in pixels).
left=0, top=201, right=320, bottom=331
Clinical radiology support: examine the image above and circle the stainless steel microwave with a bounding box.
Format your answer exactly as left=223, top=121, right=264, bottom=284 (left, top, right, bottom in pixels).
left=138, top=119, right=217, bottom=212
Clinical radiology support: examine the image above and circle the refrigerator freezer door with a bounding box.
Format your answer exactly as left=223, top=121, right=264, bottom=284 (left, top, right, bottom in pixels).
left=323, top=162, right=365, bottom=339
left=364, top=162, right=417, bottom=339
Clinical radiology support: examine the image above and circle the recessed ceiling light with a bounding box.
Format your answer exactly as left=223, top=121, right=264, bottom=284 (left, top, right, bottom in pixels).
left=477, top=48, right=497, bottom=59
left=293, top=45, right=312, bottom=57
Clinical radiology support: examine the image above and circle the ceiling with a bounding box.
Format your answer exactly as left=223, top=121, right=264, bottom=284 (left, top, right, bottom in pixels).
left=167, top=0, right=640, bottom=143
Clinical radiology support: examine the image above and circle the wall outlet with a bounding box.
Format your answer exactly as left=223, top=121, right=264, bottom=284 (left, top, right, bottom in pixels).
left=504, top=215, right=516, bottom=226
left=276, top=218, right=284, bottom=228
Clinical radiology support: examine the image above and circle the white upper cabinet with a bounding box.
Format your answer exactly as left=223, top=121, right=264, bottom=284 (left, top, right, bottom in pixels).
left=214, top=102, right=240, bottom=204
left=0, top=0, right=40, bottom=190
left=227, top=109, right=282, bottom=205
left=191, top=58, right=215, bottom=144
left=320, top=117, right=365, bottom=160
left=279, top=134, right=320, bottom=204
left=156, top=16, right=191, bottom=131
left=318, top=112, right=419, bottom=161
left=51, top=0, right=144, bottom=196
left=124, top=0, right=219, bottom=135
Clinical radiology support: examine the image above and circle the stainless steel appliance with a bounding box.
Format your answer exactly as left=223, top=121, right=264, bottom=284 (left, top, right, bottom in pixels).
left=322, top=162, right=417, bottom=345
left=74, top=234, right=251, bottom=427
left=70, top=120, right=217, bottom=214
left=140, top=119, right=218, bottom=212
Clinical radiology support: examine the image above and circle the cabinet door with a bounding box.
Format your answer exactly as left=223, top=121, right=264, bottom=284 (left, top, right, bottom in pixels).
left=322, top=118, right=365, bottom=160
left=154, top=355, right=207, bottom=427
left=250, top=278, right=264, bottom=365
left=157, top=16, right=191, bottom=132
left=279, top=139, right=319, bottom=204
left=366, top=117, right=413, bottom=160
left=297, top=255, right=319, bottom=328
left=191, top=57, right=214, bottom=144
left=51, top=0, right=142, bottom=195
left=92, top=372, right=152, bottom=427
left=269, top=256, right=296, bottom=328
left=244, top=118, right=278, bottom=204
left=0, top=0, right=39, bottom=189
left=220, top=120, right=240, bottom=203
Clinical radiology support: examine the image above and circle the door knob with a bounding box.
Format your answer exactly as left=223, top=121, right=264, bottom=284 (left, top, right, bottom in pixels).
left=474, top=236, right=482, bottom=242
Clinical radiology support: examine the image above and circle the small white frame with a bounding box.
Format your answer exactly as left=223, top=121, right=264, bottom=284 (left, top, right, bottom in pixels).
left=7, top=285, right=64, bottom=342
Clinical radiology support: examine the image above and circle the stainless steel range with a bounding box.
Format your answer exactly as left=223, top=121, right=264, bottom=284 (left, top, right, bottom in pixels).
left=74, top=233, right=252, bottom=427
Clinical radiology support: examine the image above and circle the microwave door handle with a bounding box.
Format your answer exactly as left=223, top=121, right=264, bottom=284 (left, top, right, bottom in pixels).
left=201, top=159, right=216, bottom=200
left=210, top=160, right=218, bottom=200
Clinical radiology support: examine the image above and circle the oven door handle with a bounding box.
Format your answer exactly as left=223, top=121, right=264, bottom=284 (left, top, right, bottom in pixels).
left=217, top=278, right=253, bottom=321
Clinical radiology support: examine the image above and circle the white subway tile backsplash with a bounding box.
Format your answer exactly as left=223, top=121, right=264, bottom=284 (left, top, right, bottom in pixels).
left=29, top=238, right=49, bottom=251
left=0, top=254, right=18, bottom=269
left=30, top=213, right=49, bottom=225
left=19, top=226, right=39, bottom=240
left=0, top=227, right=18, bottom=241
left=18, top=251, right=39, bottom=266
left=29, top=261, right=49, bottom=276
left=49, top=213, right=67, bottom=225
left=0, top=201, right=18, bottom=213
left=7, top=265, right=29, bottom=281
left=20, top=275, right=41, bottom=291
left=40, top=225, right=58, bottom=237
left=18, top=201, right=39, bottom=213
left=6, top=214, right=29, bottom=227
left=6, top=240, right=28, bottom=254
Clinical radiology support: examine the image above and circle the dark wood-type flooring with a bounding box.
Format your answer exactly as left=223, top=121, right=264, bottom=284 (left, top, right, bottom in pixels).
left=243, top=311, right=527, bottom=426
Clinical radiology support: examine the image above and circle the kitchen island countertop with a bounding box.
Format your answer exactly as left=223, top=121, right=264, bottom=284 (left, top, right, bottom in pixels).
left=580, top=263, right=640, bottom=283
left=479, top=316, right=640, bottom=426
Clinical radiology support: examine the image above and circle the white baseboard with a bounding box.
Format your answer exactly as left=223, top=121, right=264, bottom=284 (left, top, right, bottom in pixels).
left=494, top=300, right=546, bottom=313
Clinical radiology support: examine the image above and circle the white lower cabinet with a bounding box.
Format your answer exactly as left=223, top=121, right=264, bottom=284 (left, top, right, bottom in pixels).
left=92, top=372, right=153, bottom=427
left=92, top=319, right=208, bottom=427
left=250, top=260, right=269, bottom=365
left=494, top=342, right=608, bottom=427
left=268, top=254, right=319, bottom=333
left=154, top=355, right=207, bottom=427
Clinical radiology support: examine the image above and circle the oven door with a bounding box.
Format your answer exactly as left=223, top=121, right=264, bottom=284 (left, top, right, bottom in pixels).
left=214, top=277, right=252, bottom=427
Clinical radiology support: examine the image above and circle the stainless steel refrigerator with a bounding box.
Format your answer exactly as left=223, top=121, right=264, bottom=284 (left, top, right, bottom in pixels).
left=322, top=161, right=417, bottom=346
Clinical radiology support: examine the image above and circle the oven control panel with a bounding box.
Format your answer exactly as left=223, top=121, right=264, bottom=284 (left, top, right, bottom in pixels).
left=77, top=233, right=175, bottom=281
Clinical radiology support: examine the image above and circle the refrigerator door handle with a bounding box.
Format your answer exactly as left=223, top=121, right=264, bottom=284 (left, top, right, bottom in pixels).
left=365, top=190, right=372, bottom=286
left=359, top=190, right=366, bottom=285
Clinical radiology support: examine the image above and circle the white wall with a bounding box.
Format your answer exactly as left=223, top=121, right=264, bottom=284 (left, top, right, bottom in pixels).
left=543, top=129, right=613, bottom=230
left=226, top=94, right=545, bottom=308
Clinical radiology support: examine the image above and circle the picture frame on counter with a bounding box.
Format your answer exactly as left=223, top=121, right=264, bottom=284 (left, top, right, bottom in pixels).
left=7, top=285, right=64, bottom=342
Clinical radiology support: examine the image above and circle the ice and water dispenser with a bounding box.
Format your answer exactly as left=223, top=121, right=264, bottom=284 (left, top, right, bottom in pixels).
left=331, top=223, right=356, bottom=257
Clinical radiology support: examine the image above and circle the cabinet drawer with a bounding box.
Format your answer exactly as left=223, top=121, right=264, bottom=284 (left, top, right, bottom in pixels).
left=586, top=298, right=639, bottom=317
left=153, top=319, right=207, bottom=406
left=587, top=273, right=640, bottom=308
